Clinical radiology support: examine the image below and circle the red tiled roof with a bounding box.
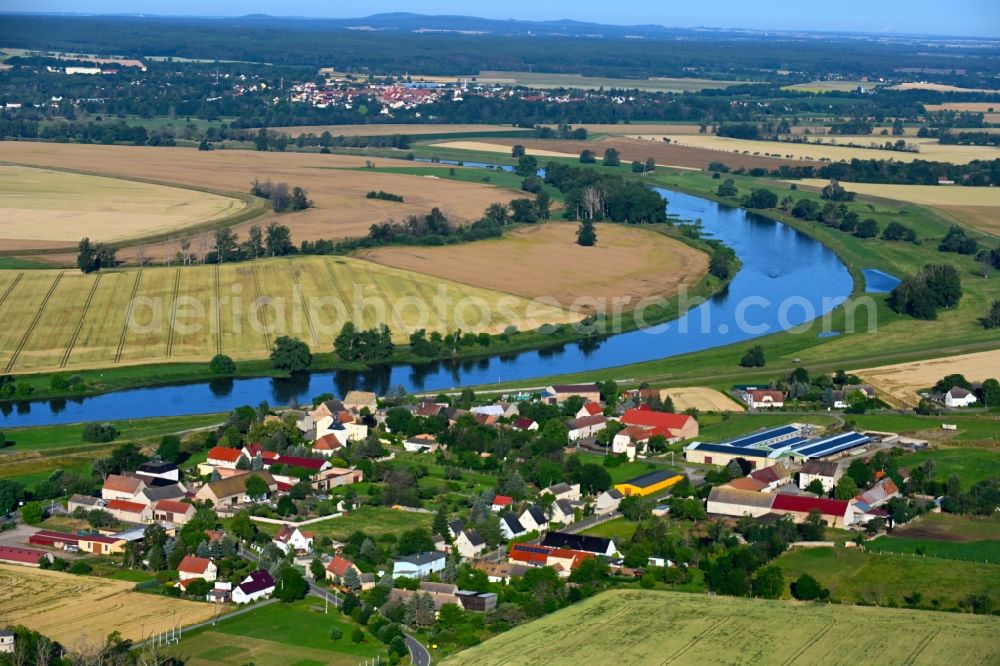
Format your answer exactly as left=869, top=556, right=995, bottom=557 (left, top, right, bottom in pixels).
left=581, top=402, right=603, bottom=416
left=0, top=545, right=49, bottom=564
left=273, top=455, right=327, bottom=471
left=178, top=555, right=213, bottom=574
left=107, top=499, right=148, bottom=514
left=492, top=495, right=513, bottom=506
left=509, top=543, right=547, bottom=564
left=325, top=555, right=357, bottom=578
left=747, top=390, right=784, bottom=402
left=314, top=434, right=343, bottom=451
left=103, top=474, right=143, bottom=494
left=771, top=494, right=850, bottom=517
left=154, top=499, right=193, bottom=514
left=513, top=417, right=536, bottom=430
left=621, top=408, right=693, bottom=431
left=207, top=446, right=243, bottom=463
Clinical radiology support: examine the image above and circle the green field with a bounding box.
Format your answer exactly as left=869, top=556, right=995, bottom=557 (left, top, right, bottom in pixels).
left=169, top=599, right=383, bottom=666
left=579, top=517, right=637, bottom=542
left=443, top=589, right=1000, bottom=665
left=867, top=514, right=1000, bottom=562
left=849, top=413, right=1000, bottom=442
left=250, top=505, right=434, bottom=542
left=476, top=71, right=746, bottom=92
left=867, top=536, right=1000, bottom=562
left=0, top=255, right=575, bottom=374
left=0, top=413, right=225, bottom=488
left=774, top=546, right=1000, bottom=608
left=896, top=447, right=1000, bottom=486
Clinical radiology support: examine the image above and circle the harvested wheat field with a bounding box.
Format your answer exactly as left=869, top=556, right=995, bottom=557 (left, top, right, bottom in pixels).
left=0, top=255, right=577, bottom=373
left=0, top=165, right=246, bottom=249
left=360, top=223, right=708, bottom=309
left=450, top=136, right=815, bottom=171
left=658, top=386, right=745, bottom=412
left=0, top=564, right=218, bottom=648
left=787, top=179, right=1000, bottom=235
left=922, top=102, right=1000, bottom=125
left=270, top=123, right=523, bottom=136
left=669, top=134, right=1000, bottom=165
left=891, top=82, right=1000, bottom=94
left=445, top=589, right=1000, bottom=666
left=0, top=143, right=520, bottom=262
left=854, top=350, right=1000, bottom=407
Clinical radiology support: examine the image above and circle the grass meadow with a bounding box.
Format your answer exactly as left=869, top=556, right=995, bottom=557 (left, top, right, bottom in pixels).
left=443, top=588, right=1000, bottom=665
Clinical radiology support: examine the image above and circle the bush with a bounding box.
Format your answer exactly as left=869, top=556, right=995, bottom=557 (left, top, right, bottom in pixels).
left=739, top=345, right=766, bottom=368
left=68, top=560, right=93, bottom=575
left=209, top=354, right=236, bottom=375
left=330, top=627, right=343, bottom=641
left=82, top=422, right=118, bottom=443
left=791, top=573, right=829, bottom=601
left=351, top=628, right=365, bottom=644
left=745, top=189, right=778, bottom=209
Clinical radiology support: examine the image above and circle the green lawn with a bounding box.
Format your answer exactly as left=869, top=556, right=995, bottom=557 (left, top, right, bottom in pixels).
left=2, top=413, right=225, bottom=453
left=849, top=413, right=1000, bottom=442
left=896, top=447, right=1000, bottom=487
left=579, top=517, right=637, bottom=542
left=170, top=599, right=383, bottom=665
left=867, top=536, right=1000, bottom=563
left=774, top=546, right=1000, bottom=609
left=250, top=505, right=434, bottom=542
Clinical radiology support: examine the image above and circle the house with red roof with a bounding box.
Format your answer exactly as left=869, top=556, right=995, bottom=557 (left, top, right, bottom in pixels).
left=741, top=389, right=785, bottom=410
left=508, top=543, right=592, bottom=576
left=491, top=495, right=514, bottom=512
left=0, top=545, right=52, bottom=568
left=325, top=555, right=360, bottom=583
left=513, top=417, right=538, bottom=431
left=205, top=446, right=244, bottom=469
left=575, top=402, right=604, bottom=419
left=105, top=499, right=153, bottom=524
left=619, top=407, right=699, bottom=441
left=273, top=524, right=314, bottom=554
left=153, top=499, right=196, bottom=525
left=313, top=433, right=345, bottom=457
left=769, top=494, right=854, bottom=528
left=177, top=555, right=217, bottom=582
left=101, top=474, right=146, bottom=502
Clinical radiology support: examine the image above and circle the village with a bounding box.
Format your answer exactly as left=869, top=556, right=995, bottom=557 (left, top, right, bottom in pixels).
left=2, top=369, right=969, bottom=662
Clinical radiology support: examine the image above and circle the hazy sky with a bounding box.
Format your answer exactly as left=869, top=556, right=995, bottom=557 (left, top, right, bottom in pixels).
left=3, top=1, right=999, bottom=38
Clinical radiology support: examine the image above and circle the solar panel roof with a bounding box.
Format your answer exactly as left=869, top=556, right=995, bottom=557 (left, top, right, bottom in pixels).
left=794, top=432, right=870, bottom=458
left=724, top=425, right=801, bottom=448
left=689, top=443, right=770, bottom=457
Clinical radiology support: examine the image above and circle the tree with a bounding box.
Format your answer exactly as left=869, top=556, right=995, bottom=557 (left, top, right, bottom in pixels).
left=855, top=218, right=879, bottom=238
left=432, top=503, right=450, bottom=540
left=275, top=566, right=308, bottom=602
left=0, top=479, right=25, bottom=516
left=833, top=475, right=859, bottom=500
left=329, top=627, right=343, bottom=641
left=846, top=459, right=875, bottom=488
left=270, top=336, right=312, bottom=372
left=576, top=219, right=597, bottom=247
left=244, top=474, right=268, bottom=500
left=156, top=435, right=182, bottom=463
left=397, top=528, right=435, bottom=556
left=981, top=378, right=1000, bottom=408
left=264, top=222, right=293, bottom=256
left=213, top=228, right=239, bottom=263
left=511, top=144, right=525, bottom=158
left=739, top=345, right=766, bottom=368
left=243, top=225, right=265, bottom=259
left=602, top=148, right=620, bottom=166
left=821, top=179, right=853, bottom=202
left=791, top=573, right=829, bottom=601
left=805, top=479, right=825, bottom=495
left=209, top=353, right=236, bottom=375
left=20, top=500, right=45, bottom=525
left=716, top=178, right=738, bottom=198
left=752, top=566, right=784, bottom=599
left=344, top=566, right=361, bottom=592
left=983, top=300, right=1000, bottom=329
left=745, top=189, right=778, bottom=209
left=579, top=149, right=596, bottom=164
left=77, top=237, right=97, bottom=273
left=645, top=157, right=656, bottom=173
left=515, top=155, right=538, bottom=178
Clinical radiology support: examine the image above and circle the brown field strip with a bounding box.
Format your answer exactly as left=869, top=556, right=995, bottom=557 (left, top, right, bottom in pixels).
left=0, top=564, right=218, bottom=648
left=0, top=142, right=521, bottom=264
left=854, top=350, right=1000, bottom=407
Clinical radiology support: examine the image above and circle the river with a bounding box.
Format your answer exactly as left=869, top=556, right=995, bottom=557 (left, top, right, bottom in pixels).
left=0, top=188, right=855, bottom=427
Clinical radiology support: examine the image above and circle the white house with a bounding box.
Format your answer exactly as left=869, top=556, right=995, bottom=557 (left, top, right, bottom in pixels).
left=541, top=482, right=581, bottom=502
left=491, top=495, right=514, bottom=512
left=575, top=402, right=604, bottom=419
left=741, top=390, right=785, bottom=409
left=594, top=489, right=623, bottom=516
left=393, top=552, right=447, bottom=579
left=0, top=629, right=15, bottom=654
left=499, top=514, right=527, bottom=540
left=454, top=529, right=486, bottom=559
left=273, top=524, right=314, bottom=554
left=177, top=556, right=217, bottom=583
left=798, top=460, right=842, bottom=493
left=519, top=505, right=549, bottom=533
left=403, top=434, right=439, bottom=453
left=549, top=499, right=578, bottom=526
left=232, top=570, right=275, bottom=604
left=566, top=415, right=607, bottom=441
left=945, top=387, right=977, bottom=408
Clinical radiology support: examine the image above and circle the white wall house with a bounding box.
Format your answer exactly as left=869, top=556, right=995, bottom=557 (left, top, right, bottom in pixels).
left=945, top=387, right=977, bottom=408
